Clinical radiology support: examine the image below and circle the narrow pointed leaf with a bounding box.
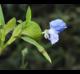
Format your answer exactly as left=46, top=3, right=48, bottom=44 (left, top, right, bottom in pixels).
left=21, top=36, right=52, bottom=63
left=26, top=6, right=31, bottom=23
left=0, top=4, right=5, bottom=25
left=5, top=23, right=23, bottom=46
left=0, top=18, right=16, bottom=46
left=3, top=17, right=16, bottom=35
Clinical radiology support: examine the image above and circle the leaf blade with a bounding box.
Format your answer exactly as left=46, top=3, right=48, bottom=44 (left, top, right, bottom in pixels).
left=5, top=22, right=24, bottom=47
left=26, top=6, right=31, bottom=23
left=21, top=36, right=52, bottom=63
left=3, top=17, right=16, bottom=35
left=0, top=4, right=5, bottom=25
left=0, top=18, right=16, bottom=46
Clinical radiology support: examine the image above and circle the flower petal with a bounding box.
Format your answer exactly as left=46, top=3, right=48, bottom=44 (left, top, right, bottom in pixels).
left=49, top=19, right=67, bottom=33
left=48, top=28, right=59, bottom=45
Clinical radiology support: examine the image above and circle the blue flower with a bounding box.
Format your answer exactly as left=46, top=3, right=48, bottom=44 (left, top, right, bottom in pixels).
left=43, top=19, right=67, bottom=45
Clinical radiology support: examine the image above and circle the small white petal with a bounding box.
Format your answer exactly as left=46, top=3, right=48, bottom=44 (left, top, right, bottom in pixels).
left=42, top=29, right=49, bottom=39
left=48, top=28, right=59, bottom=45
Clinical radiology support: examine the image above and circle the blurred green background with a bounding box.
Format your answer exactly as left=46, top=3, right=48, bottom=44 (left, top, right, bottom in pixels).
left=0, top=4, right=80, bottom=70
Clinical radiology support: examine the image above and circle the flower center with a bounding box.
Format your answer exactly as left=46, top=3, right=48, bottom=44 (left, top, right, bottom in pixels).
left=42, top=29, right=50, bottom=39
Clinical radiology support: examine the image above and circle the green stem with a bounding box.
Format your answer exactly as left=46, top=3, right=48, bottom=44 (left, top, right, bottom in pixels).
left=20, top=55, right=28, bottom=69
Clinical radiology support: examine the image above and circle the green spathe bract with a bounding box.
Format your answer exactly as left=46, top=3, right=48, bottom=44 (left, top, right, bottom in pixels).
left=22, top=21, right=42, bottom=41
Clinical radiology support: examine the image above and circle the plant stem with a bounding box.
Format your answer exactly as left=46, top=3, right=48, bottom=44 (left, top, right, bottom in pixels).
left=20, top=55, right=28, bottom=70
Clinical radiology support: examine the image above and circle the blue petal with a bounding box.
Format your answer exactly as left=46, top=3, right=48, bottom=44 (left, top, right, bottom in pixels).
left=49, top=19, right=67, bottom=33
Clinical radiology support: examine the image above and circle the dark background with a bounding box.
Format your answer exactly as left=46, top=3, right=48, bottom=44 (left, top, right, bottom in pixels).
left=0, top=4, right=80, bottom=70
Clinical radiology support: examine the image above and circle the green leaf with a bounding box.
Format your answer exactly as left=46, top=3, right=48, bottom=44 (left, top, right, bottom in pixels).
left=26, top=6, right=31, bottom=23
left=22, top=21, right=42, bottom=41
left=21, top=36, right=52, bottom=63
left=5, top=23, right=23, bottom=46
left=3, top=17, right=16, bottom=36
left=0, top=4, right=5, bottom=25
left=17, top=20, right=23, bottom=24
left=0, top=18, right=16, bottom=47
